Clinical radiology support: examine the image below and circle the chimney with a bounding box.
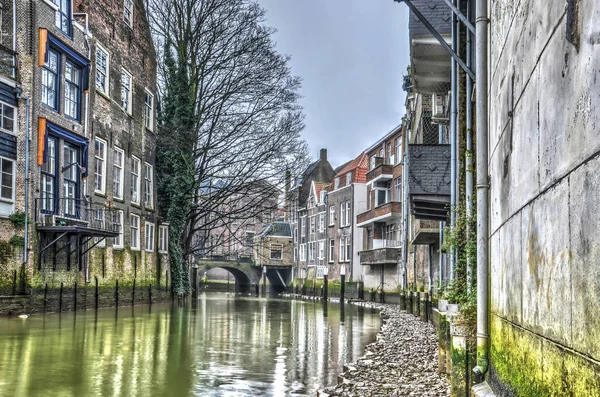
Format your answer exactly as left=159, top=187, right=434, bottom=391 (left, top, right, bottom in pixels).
left=320, top=148, right=327, bottom=162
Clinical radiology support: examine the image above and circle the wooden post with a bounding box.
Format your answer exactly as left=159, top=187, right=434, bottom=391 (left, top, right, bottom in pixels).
left=12, top=269, right=16, bottom=295
left=148, top=284, right=152, bottom=305
left=59, top=282, right=63, bottom=312
left=132, top=279, right=136, bottom=306
left=115, top=279, right=119, bottom=307
left=94, top=276, right=99, bottom=309
left=74, top=281, right=77, bottom=311
left=44, top=283, right=48, bottom=312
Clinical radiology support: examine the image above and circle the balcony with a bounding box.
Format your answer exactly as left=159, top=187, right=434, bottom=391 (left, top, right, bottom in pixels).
left=408, top=144, right=451, bottom=221
left=412, top=218, right=441, bottom=245
left=35, top=197, right=119, bottom=234
left=0, top=44, right=16, bottom=79
left=359, top=246, right=401, bottom=266
left=357, top=201, right=402, bottom=227
left=366, top=157, right=394, bottom=184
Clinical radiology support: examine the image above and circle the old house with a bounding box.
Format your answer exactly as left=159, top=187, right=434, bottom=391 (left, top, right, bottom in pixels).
left=325, top=152, right=367, bottom=281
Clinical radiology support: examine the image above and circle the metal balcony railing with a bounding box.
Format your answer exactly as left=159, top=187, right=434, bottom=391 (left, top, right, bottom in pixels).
left=0, top=44, right=16, bottom=79
left=34, top=197, right=117, bottom=233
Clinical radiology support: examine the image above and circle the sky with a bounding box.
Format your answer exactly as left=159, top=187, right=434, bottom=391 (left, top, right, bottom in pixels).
left=257, top=0, right=410, bottom=169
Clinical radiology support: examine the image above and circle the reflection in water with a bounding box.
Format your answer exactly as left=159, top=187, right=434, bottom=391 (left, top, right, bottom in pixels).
left=0, top=295, right=380, bottom=397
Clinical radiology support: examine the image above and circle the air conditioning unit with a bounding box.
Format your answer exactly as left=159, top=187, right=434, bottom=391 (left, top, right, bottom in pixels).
left=431, top=92, right=449, bottom=124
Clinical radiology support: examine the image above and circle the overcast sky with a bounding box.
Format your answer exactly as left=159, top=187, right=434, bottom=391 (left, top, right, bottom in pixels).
left=257, top=0, right=410, bottom=169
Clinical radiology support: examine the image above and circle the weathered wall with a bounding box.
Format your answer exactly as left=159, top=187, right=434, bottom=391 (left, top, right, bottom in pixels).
left=489, top=0, right=600, bottom=395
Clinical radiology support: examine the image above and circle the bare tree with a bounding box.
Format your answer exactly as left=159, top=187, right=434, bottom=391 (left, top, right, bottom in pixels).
left=150, top=0, right=310, bottom=294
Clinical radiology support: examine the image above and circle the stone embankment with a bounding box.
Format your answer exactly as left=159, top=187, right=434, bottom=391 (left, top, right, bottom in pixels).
left=320, top=301, right=449, bottom=397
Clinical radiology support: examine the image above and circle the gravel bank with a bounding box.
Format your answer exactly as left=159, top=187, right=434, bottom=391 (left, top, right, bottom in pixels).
left=320, top=301, right=450, bottom=397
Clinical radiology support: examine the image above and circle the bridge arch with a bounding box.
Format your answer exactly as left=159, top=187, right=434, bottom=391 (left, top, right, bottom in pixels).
left=197, top=261, right=262, bottom=294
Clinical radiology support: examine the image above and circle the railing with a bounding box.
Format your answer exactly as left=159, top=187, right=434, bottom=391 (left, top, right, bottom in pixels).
left=0, top=44, right=16, bottom=79
left=357, top=201, right=402, bottom=225
left=359, top=246, right=401, bottom=265
left=34, top=197, right=117, bottom=233
left=366, top=162, right=394, bottom=182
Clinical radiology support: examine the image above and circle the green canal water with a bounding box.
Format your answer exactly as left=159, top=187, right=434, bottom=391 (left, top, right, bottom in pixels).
left=0, top=294, right=381, bottom=396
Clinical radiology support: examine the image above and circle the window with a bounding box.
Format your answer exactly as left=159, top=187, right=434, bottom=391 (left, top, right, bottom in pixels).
left=339, top=237, right=345, bottom=262
left=345, top=201, right=351, bottom=226
left=113, top=147, right=124, bottom=199
left=339, top=202, right=345, bottom=227
left=121, top=69, right=132, bottom=114
left=53, top=0, right=71, bottom=35
left=145, top=222, right=155, bottom=252
left=319, top=190, right=326, bottom=203
left=159, top=225, right=169, bottom=253
left=346, top=172, right=352, bottom=185
left=0, top=102, right=15, bottom=133
left=300, top=216, right=306, bottom=237
left=95, top=44, right=109, bottom=93
left=387, top=143, right=392, bottom=164
left=346, top=238, right=351, bottom=262
left=64, top=61, right=81, bottom=119
left=94, top=138, right=106, bottom=193
left=131, top=156, right=140, bottom=204
left=308, top=242, right=315, bottom=261
left=130, top=214, right=140, bottom=250
left=329, top=239, right=335, bottom=263
left=270, top=244, right=283, bottom=260
left=124, top=0, right=133, bottom=27
left=112, top=210, right=123, bottom=248
left=316, top=266, right=326, bottom=279
left=299, top=243, right=306, bottom=261
left=144, top=163, right=153, bottom=208
left=395, top=178, right=402, bottom=202
left=41, top=137, right=57, bottom=212
left=0, top=157, right=14, bottom=209
left=93, top=209, right=105, bottom=246
left=318, top=240, right=325, bottom=260
left=386, top=224, right=398, bottom=247
left=293, top=247, right=297, bottom=262
left=42, top=50, right=59, bottom=110
left=370, top=156, right=376, bottom=170
left=329, top=206, right=335, bottom=226
left=396, top=138, right=402, bottom=165
left=144, top=90, right=154, bottom=131
left=334, top=178, right=340, bottom=189
left=62, top=143, right=79, bottom=217
left=244, top=231, right=255, bottom=254
left=318, top=213, right=325, bottom=232
left=309, top=216, right=315, bottom=235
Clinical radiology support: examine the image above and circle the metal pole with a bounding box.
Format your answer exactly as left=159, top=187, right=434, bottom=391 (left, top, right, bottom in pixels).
left=402, top=123, right=410, bottom=290
left=449, top=0, right=458, bottom=281
left=465, top=0, right=474, bottom=292
left=473, top=0, right=489, bottom=377
left=323, top=267, right=328, bottom=301
left=340, top=264, right=345, bottom=302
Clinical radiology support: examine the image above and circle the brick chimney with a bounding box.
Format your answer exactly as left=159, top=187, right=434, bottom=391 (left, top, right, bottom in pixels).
left=320, top=148, right=327, bottom=162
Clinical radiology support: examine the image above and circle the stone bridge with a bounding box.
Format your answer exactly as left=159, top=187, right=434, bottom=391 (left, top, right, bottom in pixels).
left=196, top=260, right=293, bottom=294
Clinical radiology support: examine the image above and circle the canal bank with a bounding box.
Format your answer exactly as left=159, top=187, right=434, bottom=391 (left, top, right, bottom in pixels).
left=320, top=302, right=450, bottom=397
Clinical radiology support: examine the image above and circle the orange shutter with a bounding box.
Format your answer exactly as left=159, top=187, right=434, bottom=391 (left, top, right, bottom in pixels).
left=39, top=29, right=47, bottom=67
left=37, top=118, right=46, bottom=165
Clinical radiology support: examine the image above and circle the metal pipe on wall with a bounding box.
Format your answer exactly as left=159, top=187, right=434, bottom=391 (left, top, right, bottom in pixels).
left=402, top=121, right=410, bottom=290
left=449, top=0, right=458, bottom=280
left=465, top=0, right=474, bottom=292
left=473, top=0, right=489, bottom=378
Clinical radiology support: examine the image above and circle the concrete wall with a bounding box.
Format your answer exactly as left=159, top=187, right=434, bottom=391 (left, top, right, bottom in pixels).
left=489, top=0, right=600, bottom=394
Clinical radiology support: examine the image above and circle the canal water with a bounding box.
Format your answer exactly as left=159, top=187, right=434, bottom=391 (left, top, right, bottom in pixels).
left=0, top=294, right=381, bottom=396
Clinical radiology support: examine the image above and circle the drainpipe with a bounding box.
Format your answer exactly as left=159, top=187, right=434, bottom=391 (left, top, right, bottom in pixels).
left=17, top=94, right=30, bottom=293
left=438, top=124, right=444, bottom=290
left=465, top=0, right=474, bottom=292
left=449, top=0, right=458, bottom=281
left=401, top=123, right=409, bottom=290
left=473, top=0, right=489, bottom=377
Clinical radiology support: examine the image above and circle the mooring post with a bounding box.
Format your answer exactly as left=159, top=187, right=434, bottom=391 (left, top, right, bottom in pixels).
left=94, top=276, right=99, bottom=309
left=149, top=284, right=152, bottom=305
left=59, top=282, right=63, bottom=312
left=44, top=283, right=48, bottom=312
left=132, top=279, right=136, bottom=306
left=340, top=265, right=345, bottom=303
left=12, top=269, right=16, bottom=295
left=115, top=279, right=119, bottom=307
left=262, top=266, right=267, bottom=297
left=323, top=267, right=328, bottom=301
left=191, top=265, right=198, bottom=298
left=74, top=281, right=77, bottom=311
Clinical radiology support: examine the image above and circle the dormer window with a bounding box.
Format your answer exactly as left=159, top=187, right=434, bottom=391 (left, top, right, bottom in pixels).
left=346, top=172, right=352, bottom=185
left=334, top=178, right=340, bottom=189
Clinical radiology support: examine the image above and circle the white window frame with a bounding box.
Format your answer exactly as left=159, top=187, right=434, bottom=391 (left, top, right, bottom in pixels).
left=329, top=206, right=335, bottom=226
left=0, top=101, right=16, bottom=134
left=300, top=216, right=306, bottom=237
left=145, top=222, right=155, bottom=252
left=144, top=89, right=154, bottom=131
left=339, top=237, right=345, bottom=262
left=329, top=239, right=335, bottom=263
left=309, top=215, right=315, bottom=235
left=396, top=138, right=402, bottom=165
left=95, top=43, right=109, bottom=94
left=318, top=212, right=325, bottom=232
left=130, top=213, right=140, bottom=250
left=124, top=0, right=133, bottom=27
left=270, top=244, right=283, bottom=260
left=131, top=155, right=141, bottom=204
left=318, top=240, right=325, bottom=260
left=316, top=266, right=326, bottom=279
left=112, top=210, right=123, bottom=249
left=339, top=202, right=345, bottom=227
left=94, top=138, right=107, bottom=194
left=346, top=172, right=352, bottom=185
left=0, top=156, right=15, bottom=215
left=308, top=242, right=315, bottom=261
left=159, top=225, right=169, bottom=253
left=299, top=243, right=306, bottom=261
left=345, top=237, right=351, bottom=262
left=334, top=177, right=340, bottom=190
left=144, top=162, right=153, bottom=209
left=94, top=208, right=105, bottom=247
left=113, top=146, right=124, bottom=199
left=121, top=68, right=133, bottom=114
left=345, top=201, right=351, bottom=227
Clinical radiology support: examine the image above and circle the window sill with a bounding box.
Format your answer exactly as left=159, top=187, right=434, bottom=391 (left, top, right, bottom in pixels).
left=113, top=197, right=124, bottom=203
left=131, top=247, right=140, bottom=251
left=131, top=202, right=141, bottom=208
left=94, top=191, right=107, bottom=198
left=145, top=249, right=154, bottom=253
left=96, top=89, right=111, bottom=102
left=113, top=246, right=124, bottom=250
left=145, top=127, right=154, bottom=134
left=144, top=207, right=154, bottom=212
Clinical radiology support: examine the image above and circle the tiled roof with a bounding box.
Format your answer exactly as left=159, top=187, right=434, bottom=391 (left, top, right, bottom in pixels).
left=314, top=182, right=330, bottom=198
left=333, top=152, right=369, bottom=185
left=408, top=0, right=452, bottom=37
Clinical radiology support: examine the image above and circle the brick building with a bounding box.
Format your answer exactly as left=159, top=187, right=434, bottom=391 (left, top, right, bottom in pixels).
left=325, top=152, right=367, bottom=281
left=356, top=124, right=404, bottom=293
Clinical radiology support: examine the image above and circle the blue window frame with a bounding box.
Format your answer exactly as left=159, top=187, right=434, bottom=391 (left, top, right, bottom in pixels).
left=53, top=0, right=72, bottom=36
left=42, top=50, right=59, bottom=110
left=64, top=60, right=81, bottom=120
left=41, top=136, right=57, bottom=213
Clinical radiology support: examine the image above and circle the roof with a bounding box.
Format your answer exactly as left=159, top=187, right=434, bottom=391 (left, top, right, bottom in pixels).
left=335, top=152, right=368, bottom=178
left=334, top=160, right=352, bottom=174
left=365, top=123, right=403, bottom=154
left=408, top=0, right=452, bottom=38
left=257, top=222, right=293, bottom=237
left=313, top=182, right=329, bottom=198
